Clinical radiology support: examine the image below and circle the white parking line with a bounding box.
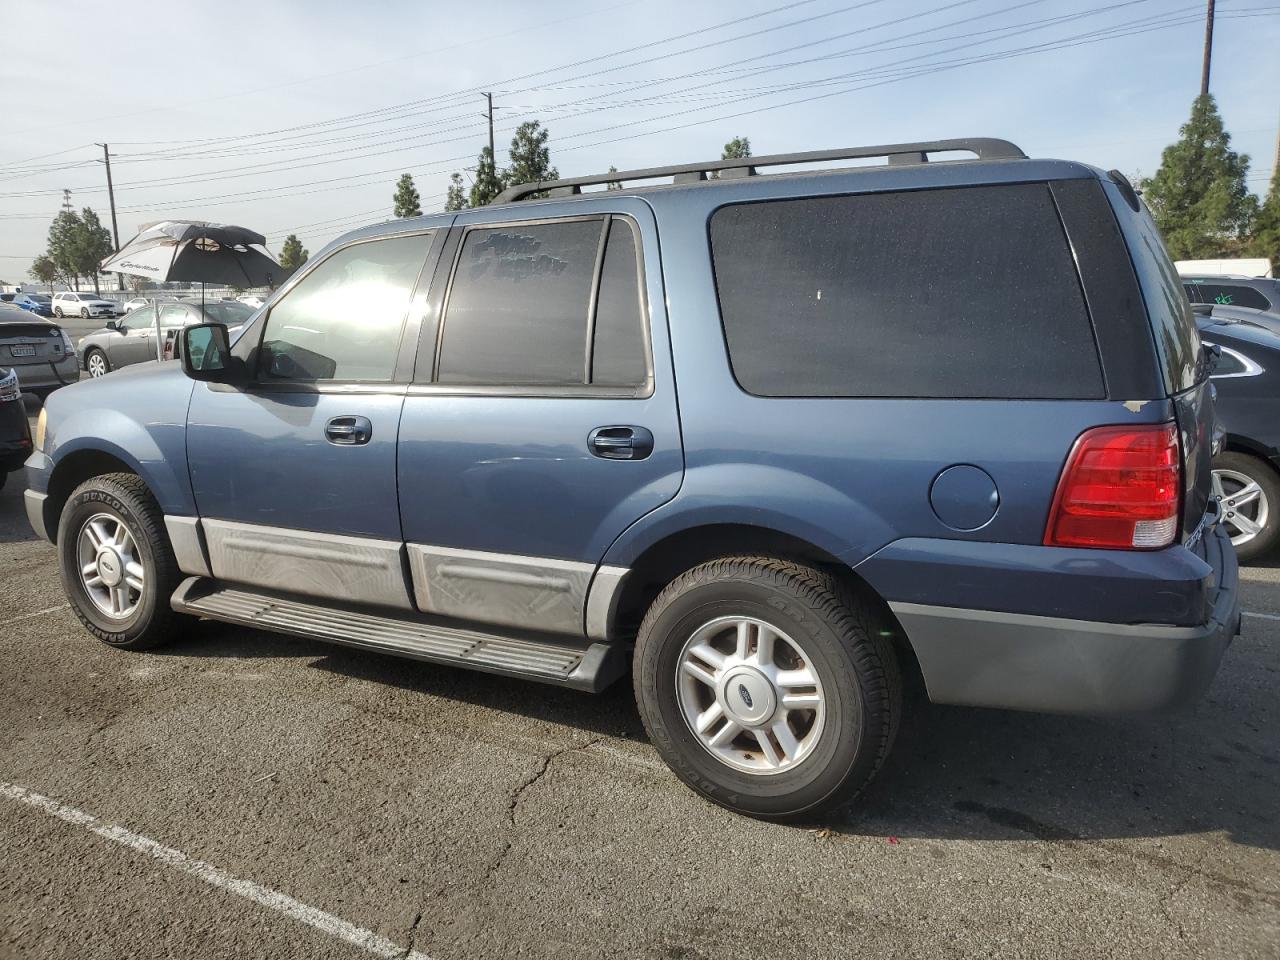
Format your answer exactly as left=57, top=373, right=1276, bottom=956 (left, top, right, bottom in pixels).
left=5, top=604, right=70, bottom=625
left=0, top=782, right=433, bottom=960
left=1243, top=610, right=1280, bottom=622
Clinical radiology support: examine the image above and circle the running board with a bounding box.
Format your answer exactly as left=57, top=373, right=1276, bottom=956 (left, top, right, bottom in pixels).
left=170, top=578, right=627, bottom=692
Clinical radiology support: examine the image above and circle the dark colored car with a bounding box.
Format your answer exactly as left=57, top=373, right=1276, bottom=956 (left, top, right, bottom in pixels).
left=1, top=293, right=55, bottom=317
left=24, top=139, right=1240, bottom=820
left=1195, top=304, right=1280, bottom=561
left=0, top=304, right=80, bottom=399
left=1184, top=275, right=1280, bottom=313
left=0, top=366, right=32, bottom=493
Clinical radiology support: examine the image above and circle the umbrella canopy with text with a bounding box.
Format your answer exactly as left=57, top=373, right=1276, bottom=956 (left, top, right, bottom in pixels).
left=100, top=220, right=279, bottom=287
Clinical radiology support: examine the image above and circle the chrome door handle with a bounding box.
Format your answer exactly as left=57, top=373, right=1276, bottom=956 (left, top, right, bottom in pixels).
left=325, top=415, right=372, bottom=446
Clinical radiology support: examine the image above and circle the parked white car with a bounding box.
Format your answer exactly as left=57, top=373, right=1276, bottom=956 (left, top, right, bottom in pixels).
left=236, top=295, right=266, bottom=309
left=52, top=291, right=119, bottom=319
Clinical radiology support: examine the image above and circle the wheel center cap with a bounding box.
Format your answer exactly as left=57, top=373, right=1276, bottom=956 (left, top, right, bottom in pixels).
left=721, top=667, right=777, bottom=726
left=97, top=549, right=123, bottom=587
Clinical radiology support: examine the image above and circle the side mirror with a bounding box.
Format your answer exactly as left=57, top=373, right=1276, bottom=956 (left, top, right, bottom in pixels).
left=181, top=322, right=235, bottom=383
left=105, top=319, right=119, bottom=331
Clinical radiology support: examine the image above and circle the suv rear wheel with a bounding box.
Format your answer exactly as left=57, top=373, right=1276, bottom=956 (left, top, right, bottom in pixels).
left=57, top=473, right=186, bottom=650
left=633, top=556, right=901, bottom=820
left=1212, top=451, right=1280, bottom=562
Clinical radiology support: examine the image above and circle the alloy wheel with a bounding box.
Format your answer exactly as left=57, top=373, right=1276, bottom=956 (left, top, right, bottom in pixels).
left=76, top=512, right=145, bottom=620
left=86, top=352, right=107, bottom=378
left=676, top=616, right=826, bottom=775
left=1212, top=467, right=1270, bottom=548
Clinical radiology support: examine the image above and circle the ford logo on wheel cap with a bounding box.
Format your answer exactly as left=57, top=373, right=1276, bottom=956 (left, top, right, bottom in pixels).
left=738, top=683, right=753, bottom=709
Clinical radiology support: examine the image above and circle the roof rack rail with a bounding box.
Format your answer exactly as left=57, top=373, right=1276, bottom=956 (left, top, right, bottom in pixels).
left=493, top=137, right=1026, bottom=204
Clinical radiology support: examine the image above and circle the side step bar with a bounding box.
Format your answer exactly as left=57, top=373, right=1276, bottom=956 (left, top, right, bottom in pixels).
left=170, top=577, right=628, bottom=692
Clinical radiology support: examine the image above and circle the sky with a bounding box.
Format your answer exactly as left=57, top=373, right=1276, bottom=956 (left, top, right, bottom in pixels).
left=1, top=0, right=1277, bottom=281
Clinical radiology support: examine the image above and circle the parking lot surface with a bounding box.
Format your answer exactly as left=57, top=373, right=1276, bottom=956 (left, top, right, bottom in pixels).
left=1, top=406, right=1277, bottom=960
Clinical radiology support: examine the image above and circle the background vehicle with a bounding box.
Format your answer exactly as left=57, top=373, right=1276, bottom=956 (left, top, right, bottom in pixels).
left=0, top=365, right=32, bottom=494
left=24, top=140, right=1239, bottom=820
left=0, top=291, right=53, bottom=317
left=52, top=291, right=119, bottom=319
left=236, top=295, right=266, bottom=309
left=0, top=302, right=79, bottom=399
left=77, top=298, right=255, bottom=377
left=1195, top=304, right=1280, bottom=561
left=1183, top=275, right=1280, bottom=314
left=1177, top=258, right=1273, bottom=278
left=11, top=293, right=55, bottom=317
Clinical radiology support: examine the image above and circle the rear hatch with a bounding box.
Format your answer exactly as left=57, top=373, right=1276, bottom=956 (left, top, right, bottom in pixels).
left=0, top=321, right=63, bottom=366
left=1100, top=179, right=1213, bottom=544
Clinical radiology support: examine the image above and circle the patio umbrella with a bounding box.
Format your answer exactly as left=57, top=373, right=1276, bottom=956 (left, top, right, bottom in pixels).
left=100, top=221, right=280, bottom=359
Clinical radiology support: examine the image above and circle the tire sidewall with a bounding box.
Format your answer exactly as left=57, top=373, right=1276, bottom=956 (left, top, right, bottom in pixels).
left=58, top=484, right=163, bottom=644
left=637, top=573, right=873, bottom=819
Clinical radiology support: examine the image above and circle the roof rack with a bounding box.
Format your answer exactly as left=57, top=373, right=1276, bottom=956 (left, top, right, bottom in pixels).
left=493, top=137, right=1026, bottom=204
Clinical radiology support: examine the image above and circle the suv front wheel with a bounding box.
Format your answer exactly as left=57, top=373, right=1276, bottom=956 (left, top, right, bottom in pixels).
left=57, top=473, right=186, bottom=650
left=634, top=557, right=902, bottom=820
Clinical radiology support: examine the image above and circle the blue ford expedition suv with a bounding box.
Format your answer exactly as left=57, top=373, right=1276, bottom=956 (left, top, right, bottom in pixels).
left=24, top=139, right=1240, bottom=819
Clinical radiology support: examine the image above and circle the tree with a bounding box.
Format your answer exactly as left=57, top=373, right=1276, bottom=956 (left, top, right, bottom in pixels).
left=75, top=208, right=114, bottom=295
left=393, top=173, right=422, bottom=218
left=445, top=172, right=470, bottom=212
left=606, top=165, right=623, bottom=191
left=30, top=254, right=57, bottom=294
left=1141, top=95, right=1256, bottom=259
left=507, top=121, right=557, bottom=189
left=722, top=136, right=752, bottom=160
left=469, top=146, right=505, bottom=208
left=279, top=234, right=308, bottom=277
left=1249, top=163, right=1280, bottom=267
left=47, top=210, right=84, bottom=289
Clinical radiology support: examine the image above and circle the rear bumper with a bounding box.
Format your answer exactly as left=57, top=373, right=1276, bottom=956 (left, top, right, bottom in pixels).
left=10, top=356, right=80, bottom=391
left=891, top=523, right=1240, bottom=714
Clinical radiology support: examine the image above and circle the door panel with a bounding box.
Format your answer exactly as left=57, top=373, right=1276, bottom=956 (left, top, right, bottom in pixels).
left=397, top=200, right=682, bottom=636
left=187, top=386, right=406, bottom=540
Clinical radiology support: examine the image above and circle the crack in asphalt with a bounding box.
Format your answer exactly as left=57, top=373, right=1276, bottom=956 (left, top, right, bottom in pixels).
left=401, top=910, right=423, bottom=960
left=481, top=737, right=604, bottom=883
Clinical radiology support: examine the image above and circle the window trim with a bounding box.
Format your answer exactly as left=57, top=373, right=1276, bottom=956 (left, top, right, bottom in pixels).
left=243, top=228, right=440, bottom=391
left=705, top=181, right=1108, bottom=401
left=426, top=212, right=654, bottom=398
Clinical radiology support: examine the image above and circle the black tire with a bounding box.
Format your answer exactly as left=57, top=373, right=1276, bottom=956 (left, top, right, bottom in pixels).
left=1214, top=451, right=1280, bottom=563
left=633, top=556, right=902, bottom=821
left=57, top=473, right=186, bottom=650
left=54, top=307, right=63, bottom=318
left=80, top=307, right=89, bottom=318
left=85, top=348, right=110, bottom=378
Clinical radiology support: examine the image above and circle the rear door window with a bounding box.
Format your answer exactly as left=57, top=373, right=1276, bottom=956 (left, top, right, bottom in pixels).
left=709, top=183, right=1103, bottom=398
left=434, top=216, right=649, bottom=389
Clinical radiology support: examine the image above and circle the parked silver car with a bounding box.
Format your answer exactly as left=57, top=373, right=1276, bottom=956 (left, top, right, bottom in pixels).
left=77, top=299, right=256, bottom=377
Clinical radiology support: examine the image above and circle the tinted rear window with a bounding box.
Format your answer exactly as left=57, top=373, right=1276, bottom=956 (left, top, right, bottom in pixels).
left=709, top=183, right=1104, bottom=398
left=1185, top=281, right=1272, bottom=312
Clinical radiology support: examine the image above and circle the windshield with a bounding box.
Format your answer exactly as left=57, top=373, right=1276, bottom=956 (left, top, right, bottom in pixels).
left=202, top=301, right=255, bottom=324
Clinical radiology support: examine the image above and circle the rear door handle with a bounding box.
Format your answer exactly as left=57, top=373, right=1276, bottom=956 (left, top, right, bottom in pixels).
left=588, top=426, right=654, bottom=460
left=325, top=415, right=372, bottom=446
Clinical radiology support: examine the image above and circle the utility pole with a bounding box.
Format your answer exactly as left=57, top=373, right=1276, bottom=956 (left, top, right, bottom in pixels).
left=483, top=92, right=495, bottom=163
left=1200, top=0, right=1215, bottom=98
left=95, top=143, right=124, bottom=291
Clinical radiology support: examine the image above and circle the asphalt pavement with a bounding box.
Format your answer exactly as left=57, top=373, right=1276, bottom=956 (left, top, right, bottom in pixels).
left=1, top=405, right=1277, bottom=959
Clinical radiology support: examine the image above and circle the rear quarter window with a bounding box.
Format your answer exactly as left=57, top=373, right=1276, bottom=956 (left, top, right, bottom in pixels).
left=709, top=183, right=1104, bottom=399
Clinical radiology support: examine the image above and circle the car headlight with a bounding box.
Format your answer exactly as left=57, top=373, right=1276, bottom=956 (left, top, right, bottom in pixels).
left=0, top=368, right=19, bottom=403
left=35, top=406, right=47, bottom=451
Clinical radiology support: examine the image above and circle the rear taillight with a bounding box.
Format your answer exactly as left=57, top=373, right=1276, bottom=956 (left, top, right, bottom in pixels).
left=1044, top=422, right=1181, bottom=550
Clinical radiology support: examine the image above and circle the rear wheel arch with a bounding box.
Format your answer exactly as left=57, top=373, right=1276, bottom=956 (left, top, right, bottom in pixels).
left=610, top=523, right=923, bottom=691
